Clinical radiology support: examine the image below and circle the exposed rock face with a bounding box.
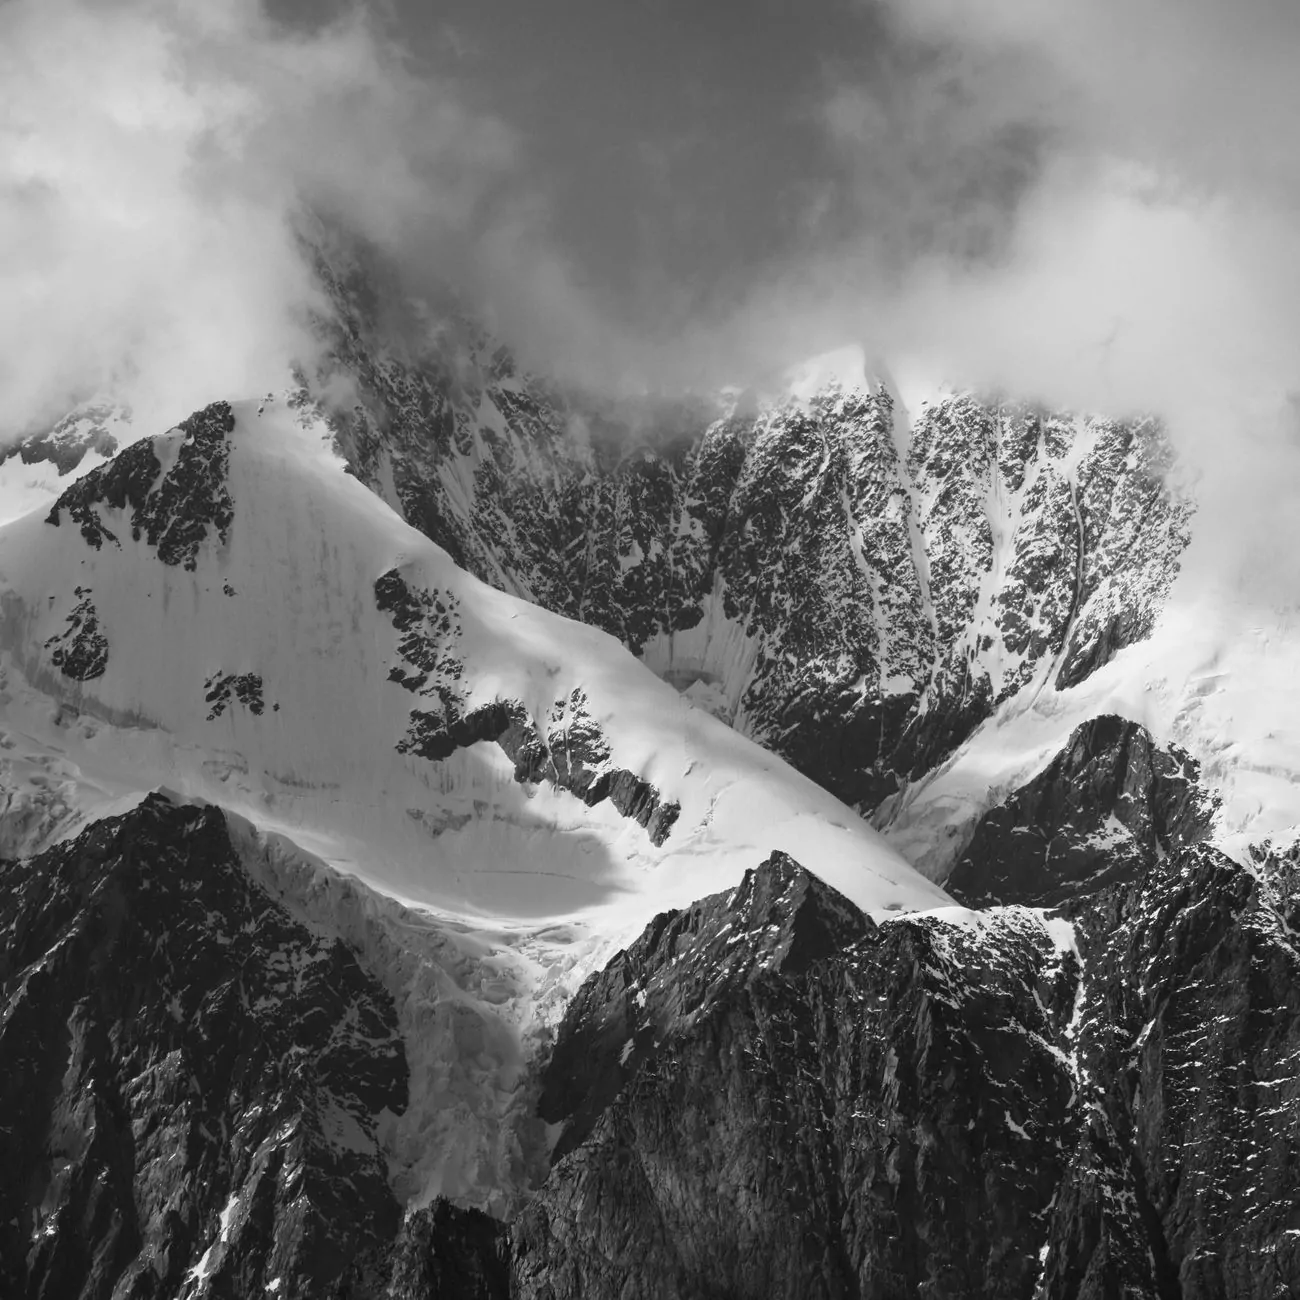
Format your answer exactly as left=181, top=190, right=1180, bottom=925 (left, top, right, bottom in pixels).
left=514, top=855, right=1080, bottom=1300
left=46, top=401, right=235, bottom=569
left=387, top=1201, right=510, bottom=1300
left=0, top=794, right=406, bottom=1299
left=1, top=743, right=1296, bottom=1299
left=307, top=247, right=1193, bottom=814
left=45, top=436, right=163, bottom=551
left=0, top=404, right=122, bottom=476
left=1055, top=420, right=1188, bottom=690
left=375, top=567, right=681, bottom=843
left=1038, top=845, right=1300, bottom=1300
left=2, top=258, right=1276, bottom=1300
left=537, top=852, right=877, bottom=1161
left=946, top=714, right=1216, bottom=907
left=203, top=671, right=267, bottom=719
left=44, top=586, right=109, bottom=681
left=509, top=841, right=1300, bottom=1300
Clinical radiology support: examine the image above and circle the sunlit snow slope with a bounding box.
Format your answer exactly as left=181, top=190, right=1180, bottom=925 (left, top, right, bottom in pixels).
left=0, top=394, right=948, bottom=928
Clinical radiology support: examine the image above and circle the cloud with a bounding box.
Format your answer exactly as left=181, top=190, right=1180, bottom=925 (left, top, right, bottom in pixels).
left=0, top=0, right=518, bottom=437
left=886, top=0, right=1300, bottom=208
left=5, top=0, right=1300, bottom=572
left=843, top=0, right=1300, bottom=422
left=868, top=0, right=1300, bottom=570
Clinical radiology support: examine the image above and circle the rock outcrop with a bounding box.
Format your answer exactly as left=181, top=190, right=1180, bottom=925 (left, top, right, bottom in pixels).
left=0, top=403, right=123, bottom=477
left=946, top=714, right=1216, bottom=907
left=44, top=587, right=110, bottom=682
left=4, top=243, right=1281, bottom=1300
left=46, top=401, right=236, bottom=570
left=375, top=566, right=681, bottom=843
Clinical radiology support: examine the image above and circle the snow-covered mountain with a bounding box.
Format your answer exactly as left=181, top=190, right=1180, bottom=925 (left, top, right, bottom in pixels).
left=1, top=241, right=1298, bottom=1299
left=0, top=401, right=127, bottom=524
left=303, top=244, right=1193, bottom=823
left=301, top=242, right=1300, bottom=880
left=0, top=390, right=947, bottom=1249
left=0, top=394, right=940, bottom=923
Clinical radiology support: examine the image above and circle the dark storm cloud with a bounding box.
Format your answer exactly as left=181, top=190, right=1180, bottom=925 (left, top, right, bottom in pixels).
left=860, top=0, right=1300, bottom=432
left=361, top=0, right=1061, bottom=382
left=852, top=0, right=1300, bottom=591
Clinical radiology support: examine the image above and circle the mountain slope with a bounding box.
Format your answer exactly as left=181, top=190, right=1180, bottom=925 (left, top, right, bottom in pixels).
left=0, top=395, right=946, bottom=926
left=0, top=796, right=406, bottom=1299
left=302, top=265, right=1300, bottom=891
left=506, top=839, right=1300, bottom=1300
left=5, top=767, right=1296, bottom=1298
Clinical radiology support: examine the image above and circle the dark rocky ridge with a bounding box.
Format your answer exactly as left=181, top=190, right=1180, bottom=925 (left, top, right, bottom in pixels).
left=2, top=273, right=1278, bottom=1299
left=538, top=852, right=876, bottom=1161
left=46, top=401, right=235, bottom=570
left=508, top=846, right=1300, bottom=1298
left=0, top=404, right=123, bottom=477
left=386, top=1201, right=511, bottom=1300
left=508, top=853, right=1079, bottom=1300
left=0, top=795, right=406, bottom=1299
left=946, top=714, right=1217, bottom=907
left=1040, top=844, right=1300, bottom=1299
left=36, top=400, right=240, bottom=697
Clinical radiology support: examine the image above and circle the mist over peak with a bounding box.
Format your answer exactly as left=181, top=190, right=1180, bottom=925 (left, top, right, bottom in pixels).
left=3, top=0, right=1300, bottom=577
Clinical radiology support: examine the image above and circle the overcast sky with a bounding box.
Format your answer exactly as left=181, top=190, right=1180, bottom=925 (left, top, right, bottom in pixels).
left=266, top=0, right=1048, bottom=373
left=349, top=0, right=988, bottom=324
left=3, top=0, right=1300, bottom=473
